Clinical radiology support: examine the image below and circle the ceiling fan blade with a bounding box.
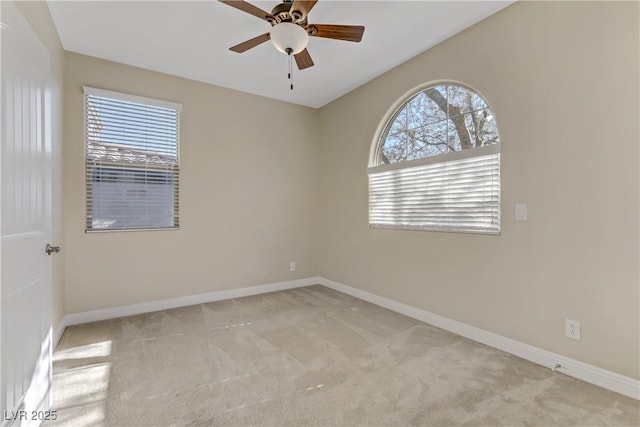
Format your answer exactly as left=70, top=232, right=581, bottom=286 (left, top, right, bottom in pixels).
left=229, top=32, right=271, bottom=53
left=290, top=0, right=318, bottom=22
left=309, top=24, right=365, bottom=42
left=294, top=48, right=314, bottom=70
left=218, top=1, right=274, bottom=22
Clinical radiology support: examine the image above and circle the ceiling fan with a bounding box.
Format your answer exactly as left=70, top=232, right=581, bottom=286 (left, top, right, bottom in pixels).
left=219, top=0, right=365, bottom=71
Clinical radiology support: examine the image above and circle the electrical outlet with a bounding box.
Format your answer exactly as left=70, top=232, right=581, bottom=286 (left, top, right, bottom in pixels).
left=565, top=319, right=581, bottom=340
left=289, top=261, right=296, bottom=272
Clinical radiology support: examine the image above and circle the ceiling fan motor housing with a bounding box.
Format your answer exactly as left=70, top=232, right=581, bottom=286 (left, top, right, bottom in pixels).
left=269, top=2, right=307, bottom=25
left=270, top=3, right=293, bottom=24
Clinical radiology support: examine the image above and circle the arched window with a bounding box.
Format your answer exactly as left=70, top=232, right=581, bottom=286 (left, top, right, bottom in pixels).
left=368, top=82, right=500, bottom=234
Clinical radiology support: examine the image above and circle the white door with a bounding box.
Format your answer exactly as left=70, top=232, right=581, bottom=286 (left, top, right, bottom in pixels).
left=1, top=2, right=54, bottom=425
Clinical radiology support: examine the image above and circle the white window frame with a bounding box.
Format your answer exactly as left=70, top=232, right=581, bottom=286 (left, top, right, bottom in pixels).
left=368, top=81, right=501, bottom=235
left=84, top=86, right=182, bottom=232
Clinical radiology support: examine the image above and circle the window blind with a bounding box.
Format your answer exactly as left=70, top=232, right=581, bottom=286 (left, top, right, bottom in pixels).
left=368, top=148, right=500, bottom=234
left=84, top=87, right=181, bottom=231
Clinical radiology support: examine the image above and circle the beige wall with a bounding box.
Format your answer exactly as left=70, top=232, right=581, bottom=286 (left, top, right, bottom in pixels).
left=14, top=1, right=65, bottom=330
left=63, top=53, right=319, bottom=313
left=317, top=1, right=639, bottom=379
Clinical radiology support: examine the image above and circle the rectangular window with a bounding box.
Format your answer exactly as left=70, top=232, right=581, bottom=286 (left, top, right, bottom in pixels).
left=84, top=87, right=181, bottom=231
left=368, top=147, right=500, bottom=234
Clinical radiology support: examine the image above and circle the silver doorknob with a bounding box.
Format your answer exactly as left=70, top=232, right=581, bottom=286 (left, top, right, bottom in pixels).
left=45, top=244, right=61, bottom=256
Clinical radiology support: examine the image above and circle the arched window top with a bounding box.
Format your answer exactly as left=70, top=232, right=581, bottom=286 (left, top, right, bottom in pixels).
left=374, top=83, right=499, bottom=166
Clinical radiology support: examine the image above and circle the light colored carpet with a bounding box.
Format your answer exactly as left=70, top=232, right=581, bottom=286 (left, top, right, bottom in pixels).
left=47, top=285, right=639, bottom=426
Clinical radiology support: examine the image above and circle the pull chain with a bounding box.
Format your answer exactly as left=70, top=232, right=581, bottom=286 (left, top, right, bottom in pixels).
left=286, top=48, right=294, bottom=90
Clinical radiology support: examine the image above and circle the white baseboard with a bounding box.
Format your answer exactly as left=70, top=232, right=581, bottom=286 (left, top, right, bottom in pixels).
left=56, top=277, right=322, bottom=340
left=53, top=276, right=639, bottom=401
left=318, top=277, right=640, bottom=401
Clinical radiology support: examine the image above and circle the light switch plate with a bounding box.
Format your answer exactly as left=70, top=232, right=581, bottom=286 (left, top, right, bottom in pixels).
left=515, top=204, right=528, bottom=221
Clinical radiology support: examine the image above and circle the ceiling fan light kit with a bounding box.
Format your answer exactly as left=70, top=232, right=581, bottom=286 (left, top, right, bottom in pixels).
left=220, top=0, right=365, bottom=89
left=270, top=22, right=309, bottom=55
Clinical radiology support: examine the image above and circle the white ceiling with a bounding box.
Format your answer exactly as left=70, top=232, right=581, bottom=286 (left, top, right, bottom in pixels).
left=47, top=1, right=513, bottom=108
